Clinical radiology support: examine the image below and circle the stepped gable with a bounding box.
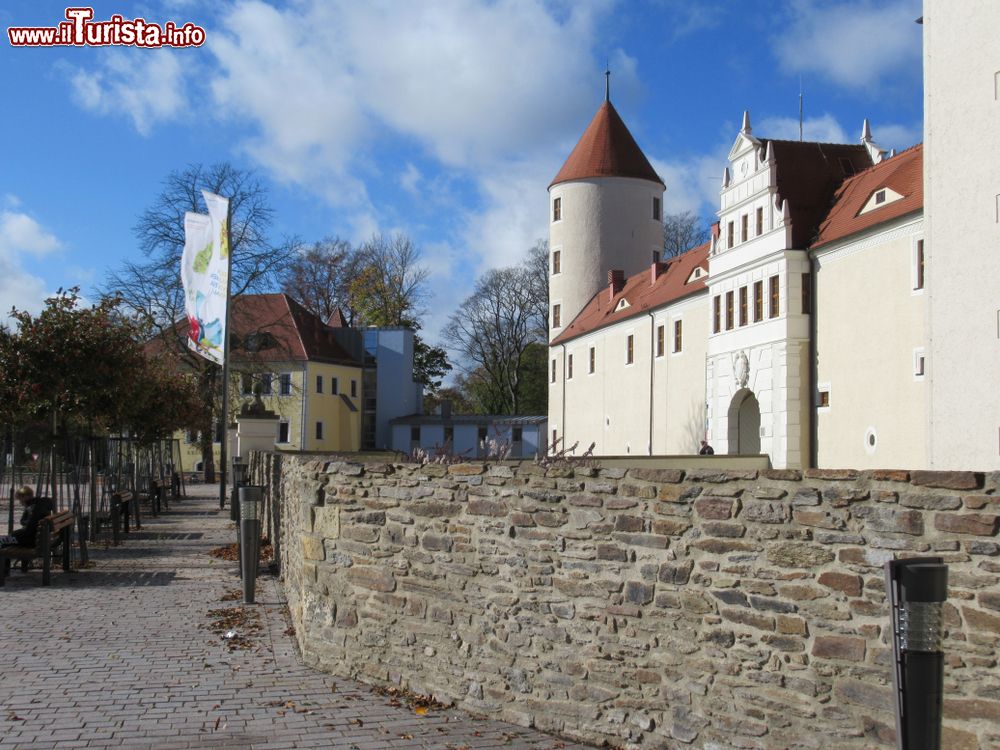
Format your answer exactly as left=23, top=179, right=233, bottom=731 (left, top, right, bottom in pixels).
left=811, top=144, right=923, bottom=249
left=551, top=241, right=709, bottom=345
left=765, top=140, right=873, bottom=248
left=550, top=101, right=664, bottom=188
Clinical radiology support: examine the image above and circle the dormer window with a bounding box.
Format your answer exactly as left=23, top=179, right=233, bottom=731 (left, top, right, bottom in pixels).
left=686, top=266, right=706, bottom=283
left=615, top=298, right=631, bottom=312
left=860, top=186, right=904, bottom=215
left=875, top=189, right=886, bottom=205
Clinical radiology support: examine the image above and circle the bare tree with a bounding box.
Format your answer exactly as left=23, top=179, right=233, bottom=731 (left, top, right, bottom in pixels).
left=663, top=210, right=710, bottom=258
left=349, top=233, right=429, bottom=327
left=102, top=163, right=299, bottom=481
left=281, top=237, right=355, bottom=324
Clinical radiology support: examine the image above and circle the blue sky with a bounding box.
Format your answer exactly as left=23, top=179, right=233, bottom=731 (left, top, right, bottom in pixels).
left=0, top=0, right=923, bottom=343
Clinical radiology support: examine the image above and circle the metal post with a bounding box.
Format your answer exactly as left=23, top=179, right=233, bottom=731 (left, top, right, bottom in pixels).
left=239, top=486, right=262, bottom=604
left=886, top=557, right=949, bottom=750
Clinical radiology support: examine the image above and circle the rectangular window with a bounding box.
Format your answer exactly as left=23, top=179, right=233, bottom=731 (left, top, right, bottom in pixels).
left=315, top=422, right=323, bottom=440
left=552, top=303, right=561, bottom=328
left=653, top=196, right=661, bottom=221
left=350, top=380, right=357, bottom=398
left=914, top=349, right=926, bottom=378
left=552, top=249, right=561, bottom=275
left=725, top=291, right=734, bottom=330
left=568, top=353, right=574, bottom=379
left=315, top=374, right=323, bottom=394
left=713, top=295, right=721, bottom=333
left=753, top=281, right=763, bottom=322
left=589, top=346, right=595, bottom=374
left=818, top=390, right=830, bottom=408
left=756, top=207, right=763, bottom=236
left=914, top=240, right=925, bottom=290
left=279, top=373, right=292, bottom=396
left=551, top=358, right=557, bottom=383
left=769, top=275, right=780, bottom=318
left=727, top=221, right=734, bottom=249
left=656, top=324, right=665, bottom=357
left=512, top=427, right=523, bottom=442
left=673, top=320, right=683, bottom=353
left=626, top=334, right=634, bottom=364
left=277, top=420, right=289, bottom=443
left=739, top=286, right=748, bottom=326
left=186, top=428, right=198, bottom=444
left=552, top=197, right=561, bottom=222
left=240, top=372, right=253, bottom=395
left=260, top=373, right=273, bottom=396
left=410, top=426, right=420, bottom=443
left=741, top=214, right=748, bottom=243
left=875, top=189, right=886, bottom=205
left=801, top=272, right=811, bottom=314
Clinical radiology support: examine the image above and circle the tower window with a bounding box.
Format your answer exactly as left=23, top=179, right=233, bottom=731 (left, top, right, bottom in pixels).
left=552, top=249, right=561, bottom=275
left=589, top=346, right=595, bottom=374
left=553, top=197, right=561, bottom=222
left=626, top=334, right=634, bottom=364
left=914, top=240, right=925, bottom=290
left=552, top=304, right=561, bottom=328
left=653, top=196, right=661, bottom=222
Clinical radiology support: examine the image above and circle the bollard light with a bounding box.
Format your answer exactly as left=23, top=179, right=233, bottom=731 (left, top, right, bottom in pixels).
left=238, top=485, right=264, bottom=604
left=230, top=457, right=247, bottom=522
left=885, top=557, right=949, bottom=750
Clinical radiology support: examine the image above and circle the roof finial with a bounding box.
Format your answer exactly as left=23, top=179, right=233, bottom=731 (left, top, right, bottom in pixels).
left=741, top=110, right=752, bottom=135
left=605, top=63, right=611, bottom=102
left=861, top=118, right=873, bottom=142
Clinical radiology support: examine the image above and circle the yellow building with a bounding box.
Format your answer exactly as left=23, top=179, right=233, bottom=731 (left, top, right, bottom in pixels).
left=175, top=294, right=363, bottom=474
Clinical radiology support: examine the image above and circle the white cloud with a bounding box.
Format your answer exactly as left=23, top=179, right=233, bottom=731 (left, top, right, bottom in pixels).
left=757, top=113, right=849, bottom=144
left=871, top=122, right=922, bottom=153
left=399, top=164, right=422, bottom=196
left=0, top=207, right=63, bottom=316
left=65, top=49, right=187, bottom=135
left=772, top=1, right=922, bottom=91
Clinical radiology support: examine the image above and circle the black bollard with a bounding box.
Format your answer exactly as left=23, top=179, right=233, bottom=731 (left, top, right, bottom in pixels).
left=239, top=486, right=263, bottom=604
left=885, top=557, right=949, bottom=750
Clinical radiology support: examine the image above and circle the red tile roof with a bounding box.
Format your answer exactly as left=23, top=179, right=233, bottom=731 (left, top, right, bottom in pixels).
left=551, top=242, right=710, bottom=345
left=811, top=144, right=923, bottom=249
left=150, top=294, right=359, bottom=367
left=550, top=101, right=664, bottom=188
left=766, top=140, right=874, bottom=248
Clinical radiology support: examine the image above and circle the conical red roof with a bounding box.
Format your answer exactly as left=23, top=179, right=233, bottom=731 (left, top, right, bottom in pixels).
left=550, top=101, right=664, bottom=188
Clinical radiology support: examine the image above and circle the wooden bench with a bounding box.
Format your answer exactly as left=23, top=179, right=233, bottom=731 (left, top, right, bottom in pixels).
left=0, top=510, right=74, bottom=586
left=110, top=491, right=140, bottom=544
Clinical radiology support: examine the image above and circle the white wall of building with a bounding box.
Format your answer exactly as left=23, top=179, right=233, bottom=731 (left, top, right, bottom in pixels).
left=924, top=2, right=1000, bottom=470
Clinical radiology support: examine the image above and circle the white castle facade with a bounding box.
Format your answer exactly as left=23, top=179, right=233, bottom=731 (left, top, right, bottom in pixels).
left=547, top=2, right=999, bottom=471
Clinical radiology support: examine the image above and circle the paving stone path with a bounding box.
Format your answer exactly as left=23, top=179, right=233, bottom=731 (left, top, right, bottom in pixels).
left=0, top=484, right=595, bottom=750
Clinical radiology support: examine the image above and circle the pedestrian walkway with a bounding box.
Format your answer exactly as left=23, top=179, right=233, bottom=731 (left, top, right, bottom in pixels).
left=0, top=484, right=595, bottom=750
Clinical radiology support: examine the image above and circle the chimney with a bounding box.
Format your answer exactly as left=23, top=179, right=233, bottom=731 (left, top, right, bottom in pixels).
left=608, top=269, right=625, bottom=301
left=650, top=261, right=668, bottom=284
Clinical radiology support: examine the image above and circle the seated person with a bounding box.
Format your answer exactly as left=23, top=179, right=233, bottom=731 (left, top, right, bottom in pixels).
left=0, top=486, right=54, bottom=547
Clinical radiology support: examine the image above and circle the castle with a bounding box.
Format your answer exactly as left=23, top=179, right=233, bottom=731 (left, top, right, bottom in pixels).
left=547, top=2, right=999, bottom=471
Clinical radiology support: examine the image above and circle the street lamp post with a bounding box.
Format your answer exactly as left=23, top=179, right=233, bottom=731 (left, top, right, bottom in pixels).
left=885, top=557, right=949, bottom=750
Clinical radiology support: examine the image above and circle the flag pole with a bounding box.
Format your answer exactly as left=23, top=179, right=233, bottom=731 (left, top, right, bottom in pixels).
left=218, top=199, right=233, bottom=510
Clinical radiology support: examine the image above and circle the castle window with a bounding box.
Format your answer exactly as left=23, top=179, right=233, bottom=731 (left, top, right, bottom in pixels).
left=552, top=304, right=561, bottom=328
left=552, top=249, right=561, bottom=275
left=725, top=291, right=734, bottom=330
left=626, top=334, right=634, bottom=364
left=673, top=320, right=683, bottom=353
left=727, top=221, right=734, bottom=249
left=656, top=325, right=665, bottom=357
left=769, top=275, right=780, bottom=318
left=741, top=214, right=748, bottom=243
left=713, top=295, right=721, bottom=333
left=913, top=240, right=925, bottom=290
left=801, top=272, right=811, bottom=314
left=589, top=346, right=595, bottom=374
left=756, top=207, right=763, bottom=236
left=753, top=281, right=763, bottom=322
left=553, top=197, right=561, bottom=222
left=739, top=287, right=748, bottom=326
left=568, top=354, right=574, bottom=379
left=653, top=196, right=661, bottom=222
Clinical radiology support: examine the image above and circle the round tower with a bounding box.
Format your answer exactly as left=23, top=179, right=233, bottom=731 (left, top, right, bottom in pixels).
left=548, top=96, right=665, bottom=341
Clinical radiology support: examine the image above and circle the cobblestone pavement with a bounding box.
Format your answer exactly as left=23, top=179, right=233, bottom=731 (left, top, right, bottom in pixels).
left=0, top=485, right=595, bottom=750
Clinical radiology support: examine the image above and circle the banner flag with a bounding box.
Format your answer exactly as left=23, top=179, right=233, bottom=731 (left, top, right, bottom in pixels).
left=180, top=191, right=230, bottom=365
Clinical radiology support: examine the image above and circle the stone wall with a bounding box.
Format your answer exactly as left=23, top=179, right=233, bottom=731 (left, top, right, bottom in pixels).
left=262, top=455, right=1000, bottom=750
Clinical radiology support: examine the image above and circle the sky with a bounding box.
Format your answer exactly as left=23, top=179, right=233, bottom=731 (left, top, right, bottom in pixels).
left=0, top=0, right=924, bottom=348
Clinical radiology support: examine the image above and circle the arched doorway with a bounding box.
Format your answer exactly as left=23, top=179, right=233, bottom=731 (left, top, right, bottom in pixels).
left=727, top=389, right=761, bottom=455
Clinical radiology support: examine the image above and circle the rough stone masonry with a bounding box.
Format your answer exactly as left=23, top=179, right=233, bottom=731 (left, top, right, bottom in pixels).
left=254, top=454, right=1000, bottom=750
